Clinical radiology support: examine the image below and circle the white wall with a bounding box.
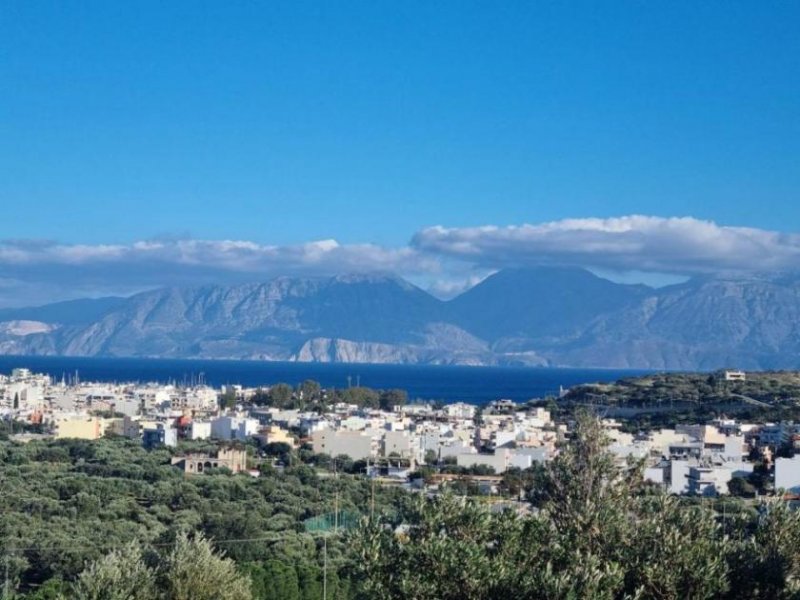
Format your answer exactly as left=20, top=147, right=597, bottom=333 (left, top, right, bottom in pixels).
left=191, top=421, right=212, bottom=440
left=312, top=430, right=374, bottom=460
left=670, top=460, right=692, bottom=495
left=456, top=450, right=508, bottom=473
left=776, top=456, right=800, bottom=493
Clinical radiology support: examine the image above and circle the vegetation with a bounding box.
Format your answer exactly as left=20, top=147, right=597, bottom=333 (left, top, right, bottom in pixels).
left=70, top=534, right=251, bottom=600
left=4, top=411, right=800, bottom=598
left=0, top=436, right=402, bottom=599
left=558, top=371, right=800, bottom=430
left=350, top=413, right=800, bottom=600
left=247, top=380, right=408, bottom=412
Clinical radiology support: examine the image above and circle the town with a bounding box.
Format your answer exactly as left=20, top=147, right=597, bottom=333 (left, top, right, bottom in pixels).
left=2, top=366, right=799, bottom=498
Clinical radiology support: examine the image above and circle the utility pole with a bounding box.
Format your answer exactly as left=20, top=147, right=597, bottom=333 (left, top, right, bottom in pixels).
left=323, top=535, right=328, bottom=600
left=333, top=459, right=339, bottom=532
left=366, top=458, right=375, bottom=519
left=334, top=488, right=339, bottom=532
left=4, top=545, right=11, bottom=600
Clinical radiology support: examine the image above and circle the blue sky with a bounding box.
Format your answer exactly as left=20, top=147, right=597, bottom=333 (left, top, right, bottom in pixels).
left=1, top=2, right=799, bottom=304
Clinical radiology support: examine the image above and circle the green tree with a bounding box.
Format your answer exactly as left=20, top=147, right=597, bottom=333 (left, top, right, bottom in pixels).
left=726, top=500, right=800, bottom=599
left=351, top=494, right=523, bottom=599
left=25, top=578, right=69, bottom=599
left=332, top=454, right=355, bottom=474
left=338, top=387, right=380, bottom=409
left=250, top=390, right=271, bottom=406
left=352, top=413, right=733, bottom=600
left=531, top=412, right=639, bottom=556
left=379, top=389, right=407, bottom=411
left=72, top=542, right=156, bottom=600
left=530, top=413, right=729, bottom=599
left=775, top=441, right=795, bottom=459
left=299, top=380, right=322, bottom=403
left=269, top=384, right=294, bottom=408
left=219, top=389, right=237, bottom=410
left=423, top=449, right=438, bottom=465
left=161, top=533, right=252, bottom=600
left=728, top=476, right=757, bottom=497
left=623, top=495, right=729, bottom=599
left=247, top=561, right=301, bottom=600
left=0, top=544, right=29, bottom=599
left=545, top=397, right=559, bottom=417
left=265, top=561, right=300, bottom=600
left=297, top=564, right=323, bottom=600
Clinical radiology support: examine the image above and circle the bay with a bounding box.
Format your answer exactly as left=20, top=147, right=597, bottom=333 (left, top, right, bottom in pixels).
left=0, top=355, right=649, bottom=404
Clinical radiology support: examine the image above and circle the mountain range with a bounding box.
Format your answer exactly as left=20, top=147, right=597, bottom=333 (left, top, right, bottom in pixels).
left=1, top=267, right=800, bottom=370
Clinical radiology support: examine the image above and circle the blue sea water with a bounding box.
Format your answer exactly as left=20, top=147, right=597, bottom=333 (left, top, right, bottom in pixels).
left=0, top=356, right=649, bottom=405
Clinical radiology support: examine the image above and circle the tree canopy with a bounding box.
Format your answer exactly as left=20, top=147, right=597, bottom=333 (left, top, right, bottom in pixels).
left=350, top=413, right=800, bottom=600
left=3, top=414, right=800, bottom=599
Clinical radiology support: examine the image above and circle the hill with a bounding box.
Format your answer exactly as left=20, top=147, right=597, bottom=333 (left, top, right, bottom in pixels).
left=560, top=370, right=800, bottom=429
left=2, top=268, right=800, bottom=369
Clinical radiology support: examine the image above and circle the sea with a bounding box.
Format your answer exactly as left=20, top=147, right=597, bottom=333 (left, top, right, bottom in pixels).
left=0, top=355, right=650, bottom=405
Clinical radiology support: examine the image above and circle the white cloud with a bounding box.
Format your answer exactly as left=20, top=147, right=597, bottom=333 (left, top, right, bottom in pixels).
left=424, top=272, right=496, bottom=299
left=3, top=215, right=800, bottom=306
left=411, top=216, right=800, bottom=275
left=0, top=238, right=430, bottom=274
left=0, top=238, right=438, bottom=306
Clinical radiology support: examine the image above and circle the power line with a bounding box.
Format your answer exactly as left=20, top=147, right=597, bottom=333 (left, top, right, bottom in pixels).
left=0, top=533, right=314, bottom=554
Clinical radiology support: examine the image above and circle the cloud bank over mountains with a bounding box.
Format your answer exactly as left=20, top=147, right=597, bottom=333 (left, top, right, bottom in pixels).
left=412, top=216, right=800, bottom=275
left=2, top=215, right=800, bottom=306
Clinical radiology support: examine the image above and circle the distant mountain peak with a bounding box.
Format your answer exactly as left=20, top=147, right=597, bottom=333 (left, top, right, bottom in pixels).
left=330, top=272, right=415, bottom=288
left=3, top=268, right=800, bottom=370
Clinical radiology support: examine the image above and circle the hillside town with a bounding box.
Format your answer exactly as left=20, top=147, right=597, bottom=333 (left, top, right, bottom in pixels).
left=2, top=367, right=800, bottom=497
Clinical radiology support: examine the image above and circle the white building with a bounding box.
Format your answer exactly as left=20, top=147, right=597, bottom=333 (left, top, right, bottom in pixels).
left=298, top=415, right=329, bottom=435
left=456, top=449, right=510, bottom=473
left=644, top=429, right=690, bottom=457
left=724, top=370, right=746, bottom=382
left=142, top=423, right=177, bottom=448
left=382, top=430, right=423, bottom=463
left=645, top=465, right=667, bottom=485
left=440, top=441, right=475, bottom=459
left=211, top=415, right=259, bottom=441
left=174, top=386, right=218, bottom=412
left=312, top=429, right=374, bottom=460
left=111, top=397, right=141, bottom=418
left=507, top=447, right=550, bottom=470
left=672, top=458, right=754, bottom=497
left=669, top=460, right=694, bottom=495
left=445, top=402, right=476, bottom=420
left=135, top=387, right=173, bottom=412
left=191, top=421, right=212, bottom=440
left=775, top=455, right=800, bottom=493
left=688, top=465, right=732, bottom=496
left=11, top=368, right=32, bottom=380
left=3, top=383, right=45, bottom=410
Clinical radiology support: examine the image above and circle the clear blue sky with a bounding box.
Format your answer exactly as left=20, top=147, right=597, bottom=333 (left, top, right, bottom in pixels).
left=2, top=1, right=799, bottom=248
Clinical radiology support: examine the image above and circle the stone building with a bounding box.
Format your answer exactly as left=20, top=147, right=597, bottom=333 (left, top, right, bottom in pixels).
left=171, top=447, right=248, bottom=474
